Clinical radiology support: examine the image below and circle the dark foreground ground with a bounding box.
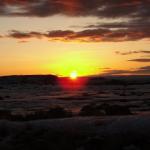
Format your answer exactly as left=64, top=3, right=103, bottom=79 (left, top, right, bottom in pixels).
left=0, top=75, right=149, bottom=117
left=0, top=75, right=149, bottom=149
left=0, top=116, right=150, bottom=150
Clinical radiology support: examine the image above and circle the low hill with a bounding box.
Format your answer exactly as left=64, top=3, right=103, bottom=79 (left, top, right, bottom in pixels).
left=0, top=75, right=58, bottom=85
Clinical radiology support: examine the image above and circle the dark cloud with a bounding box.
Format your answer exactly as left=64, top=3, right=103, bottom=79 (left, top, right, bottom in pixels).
left=84, top=19, right=150, bottom=41
left=128, top=58, right=150, bottom=62
left=46, top=30, right=74, bottom=37
left=8, top=29, right=108, bottom=42
left=6, top=28, right=150, bottom=42
left=0, top=1, right=149, bottom=42
left=85, top=19, right=150, bottom=30
left=116, top=50, right=150, bottom=55
left=5, top=28, right=144, bottom=42
left=8, top=30, right=43, bottom=39
left=103, top=69, right=131, bottom=75
left=0, top=0, right=149, bottom=18
left=135, top=66, right=150, bottom=74
left=103, top=66, right=150, bottom=75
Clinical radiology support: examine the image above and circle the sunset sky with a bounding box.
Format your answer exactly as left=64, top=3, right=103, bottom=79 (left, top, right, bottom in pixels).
left=0, top=0, right=150, bottom=76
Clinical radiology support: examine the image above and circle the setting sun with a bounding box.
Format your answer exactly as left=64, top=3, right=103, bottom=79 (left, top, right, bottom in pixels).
left=70, top=71, right=78, bottom=80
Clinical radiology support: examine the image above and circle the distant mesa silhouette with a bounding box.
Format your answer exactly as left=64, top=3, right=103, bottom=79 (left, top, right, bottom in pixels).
left=0, top=75, right=58, bottom=85
left=0, top=75, right=149, bottom=86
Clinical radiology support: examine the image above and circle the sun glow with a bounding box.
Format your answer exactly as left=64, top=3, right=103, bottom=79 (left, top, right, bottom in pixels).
left=70, top=71, right=78, bottom=80
left=48, top=51, right=100, bottom=77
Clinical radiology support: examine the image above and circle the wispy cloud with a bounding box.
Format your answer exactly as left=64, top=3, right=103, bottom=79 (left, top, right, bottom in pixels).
left=116, top=50, right=150, bottom=55
left=5, top=28, right=150, bottom=42
left=8, top=30, right=43, bottom=39
left=128, top=58, right=150, bottom=62
left=103, top=66, right=150, bottom=75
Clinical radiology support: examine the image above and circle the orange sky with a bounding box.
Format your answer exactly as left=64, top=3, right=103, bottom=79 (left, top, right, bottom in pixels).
left=0, top=0, right=150, bottom=76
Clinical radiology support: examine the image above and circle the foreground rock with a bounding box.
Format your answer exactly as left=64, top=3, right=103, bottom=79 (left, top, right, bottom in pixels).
left=80, top=103, right=132, bottom=116
left=0, top=116, right=150, bottom=150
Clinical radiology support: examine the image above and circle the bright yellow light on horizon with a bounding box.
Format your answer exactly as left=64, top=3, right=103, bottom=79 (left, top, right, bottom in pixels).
left=45, top=51, right=101, bottom=77
left=70, top=71, right=78, bottom=80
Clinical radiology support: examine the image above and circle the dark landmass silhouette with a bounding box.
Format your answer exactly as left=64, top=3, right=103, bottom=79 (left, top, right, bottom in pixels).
left=0, top=75, right=149, bottom=150
left=0, top=75, right=58, bottom=85
left=0, top=75, right=149, bottom=85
